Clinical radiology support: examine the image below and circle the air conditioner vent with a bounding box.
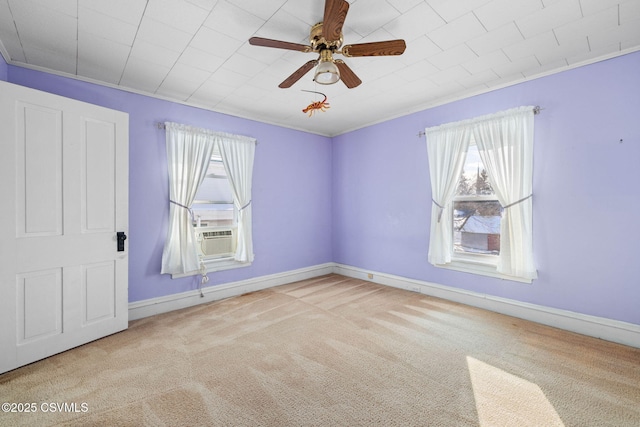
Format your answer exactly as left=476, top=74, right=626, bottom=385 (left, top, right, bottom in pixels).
left=202, top=230, right=232, bottom=238
left=197, top=227, right=236, bottom=258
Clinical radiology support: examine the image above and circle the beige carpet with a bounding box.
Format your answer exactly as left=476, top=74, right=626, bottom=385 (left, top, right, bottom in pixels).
left=1, top=274, right=639, bottom=426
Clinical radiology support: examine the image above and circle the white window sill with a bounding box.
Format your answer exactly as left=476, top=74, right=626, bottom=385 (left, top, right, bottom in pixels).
left=171, top=256, right=251, bottom=279
left=435, top=255, right=532, bottom=284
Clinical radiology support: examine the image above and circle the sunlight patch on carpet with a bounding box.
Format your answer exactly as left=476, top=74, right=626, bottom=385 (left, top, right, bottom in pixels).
left=467, top=356, right=565, bottom=427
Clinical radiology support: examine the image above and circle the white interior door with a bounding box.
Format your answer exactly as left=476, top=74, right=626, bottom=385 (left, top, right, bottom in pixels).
left=0, top=81, right=128, bottom=374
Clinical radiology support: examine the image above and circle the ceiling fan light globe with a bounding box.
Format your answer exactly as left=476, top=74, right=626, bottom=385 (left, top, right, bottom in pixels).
left=314, top=61, right=340, bottom=85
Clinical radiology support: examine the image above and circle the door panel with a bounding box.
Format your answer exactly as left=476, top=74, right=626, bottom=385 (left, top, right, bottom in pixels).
left=83, top=118, right=116, bottom=233
left=17, top=268, right=63, bottom=343
left=83, top=261, right=116, bottom=324
left=0, top=81, right=129, bottom=374
left=16, top=102, right=63, bottom=237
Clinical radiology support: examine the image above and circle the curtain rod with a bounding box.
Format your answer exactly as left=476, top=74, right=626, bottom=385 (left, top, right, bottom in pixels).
left=155, top=122, right=258, bottom=144
left=417, top=106, right=542, bottom=138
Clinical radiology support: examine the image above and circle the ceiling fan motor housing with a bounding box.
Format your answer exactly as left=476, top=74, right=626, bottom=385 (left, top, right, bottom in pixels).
left=310, top=22, right=343, bottom=52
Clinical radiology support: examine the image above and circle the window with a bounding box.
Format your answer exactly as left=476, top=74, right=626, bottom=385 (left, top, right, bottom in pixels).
left=425, top=106, right=537, bottom=283
left=161, top=122, right=256, bottom=278
left=192, top=147, right=238, bottom=261
left=452, top=143, right=503, bottom=261
left=192, top=149, right=235, bottom=228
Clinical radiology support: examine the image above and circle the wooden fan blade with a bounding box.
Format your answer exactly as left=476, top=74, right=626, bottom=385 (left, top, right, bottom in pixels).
left=249, top=37, right=311, bottom=52
left=323, top=0, right=349, bottom=42
left=335, top=60, right=361, bottom=89
left=341, top=39, right=406, bottom=57
left=279, top=60, right=319, bottom=88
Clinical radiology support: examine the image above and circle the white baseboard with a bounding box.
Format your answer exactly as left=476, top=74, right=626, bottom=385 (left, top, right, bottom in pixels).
left=128, top=263, right=334, bottom=321
left=333, top=264, right=640, bottom=349
left=129, top=262, right=640, bottom=349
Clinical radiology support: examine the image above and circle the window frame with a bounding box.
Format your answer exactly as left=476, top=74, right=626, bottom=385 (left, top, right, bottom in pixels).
left=436, top=146, right=531, bottom=284
left=190, top=153, right=245, bottom=271
left=191, top=154, right=237, bottom=229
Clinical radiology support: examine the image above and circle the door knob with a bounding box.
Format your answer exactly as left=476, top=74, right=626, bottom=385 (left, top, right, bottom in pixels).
left=117, top=231, right=127, bottom=252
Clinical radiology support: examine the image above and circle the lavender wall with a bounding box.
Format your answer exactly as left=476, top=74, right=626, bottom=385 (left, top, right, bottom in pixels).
left=0, top=54, right=7, bottom=81
left=333, top=51, right=640, bottom=325
left=6, top=51, right=639, bottom=326
left=7, top=66, right=333, bottom=302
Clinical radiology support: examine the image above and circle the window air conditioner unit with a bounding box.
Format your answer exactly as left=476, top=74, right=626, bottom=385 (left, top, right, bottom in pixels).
left=198, top=228, right=236, bottom=258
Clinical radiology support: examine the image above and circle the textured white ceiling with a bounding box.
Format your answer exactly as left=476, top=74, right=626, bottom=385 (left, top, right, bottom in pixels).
left=1, top=0, right=639, bottom=136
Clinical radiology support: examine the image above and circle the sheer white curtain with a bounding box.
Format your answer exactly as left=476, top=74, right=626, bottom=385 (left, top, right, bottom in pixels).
left=425, top=124, right=470, bottom=265
left=217, top=134, right=256, bottom=263
left=161, top=122, right=216, bottom=275
left=471, top=106, right=537, bottom=280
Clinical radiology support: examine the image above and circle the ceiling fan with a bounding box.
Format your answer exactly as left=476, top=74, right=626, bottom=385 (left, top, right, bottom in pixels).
left=249, top=0, right=406, bottom=89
